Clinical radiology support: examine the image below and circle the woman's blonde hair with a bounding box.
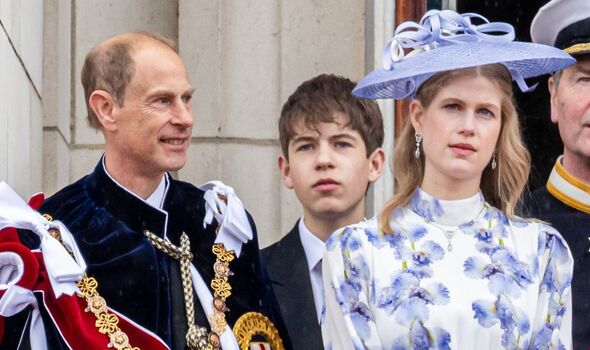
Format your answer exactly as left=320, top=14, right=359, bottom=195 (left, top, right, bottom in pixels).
left=381, top=64, right=530, bottom=233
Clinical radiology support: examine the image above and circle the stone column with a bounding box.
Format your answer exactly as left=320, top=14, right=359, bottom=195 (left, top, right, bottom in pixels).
left=0, top=0, right=44, bottom=197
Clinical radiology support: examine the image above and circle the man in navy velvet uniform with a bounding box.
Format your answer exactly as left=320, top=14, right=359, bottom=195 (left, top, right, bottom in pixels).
left=3, top=32, right=286, bottom=350
left=525, top=0, right=590, bottom=348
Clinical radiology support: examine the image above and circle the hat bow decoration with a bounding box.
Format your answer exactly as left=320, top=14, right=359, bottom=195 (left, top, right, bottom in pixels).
left=384, top=10, right=515, bottom=69
left=352, top=9, right=575, bottom=100
left=382, top=10, right=538, bottom=92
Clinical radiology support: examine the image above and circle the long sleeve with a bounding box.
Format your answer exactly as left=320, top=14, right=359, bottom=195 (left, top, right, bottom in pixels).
left=321, top=224, right=382, bottom=350
left=529, top=224, right=574, bottom=349
left=322, top=259, right=359, bottom=350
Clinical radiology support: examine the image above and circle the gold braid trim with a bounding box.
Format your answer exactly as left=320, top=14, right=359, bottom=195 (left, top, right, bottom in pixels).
left=565, top=43, right=590, bottom=55
left=233, top=312, right=284, bottom=350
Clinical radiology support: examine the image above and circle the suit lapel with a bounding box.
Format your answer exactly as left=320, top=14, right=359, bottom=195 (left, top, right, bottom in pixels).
left=266, top=223, right=323, bottom=349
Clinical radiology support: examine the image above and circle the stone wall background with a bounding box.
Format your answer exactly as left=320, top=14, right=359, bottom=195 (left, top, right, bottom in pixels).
left=0, top=0, right=43, bottom=197
left=2, top=0, right=394, bottom=247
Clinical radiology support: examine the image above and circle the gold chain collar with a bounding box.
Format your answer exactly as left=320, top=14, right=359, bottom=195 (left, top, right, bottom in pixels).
left=44, top=214, right=140, bottom=350
left=144, top=230, right=234, bottom=350
left=44, top=210, right=280, bottom=349
left=44, top=213, right=233, bottom=350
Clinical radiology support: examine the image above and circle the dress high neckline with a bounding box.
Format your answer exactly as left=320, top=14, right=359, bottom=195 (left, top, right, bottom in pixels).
left=410, top=188, right=485, bottom=226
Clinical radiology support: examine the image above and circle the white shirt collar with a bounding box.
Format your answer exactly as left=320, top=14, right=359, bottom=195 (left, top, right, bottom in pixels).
left=298, top=218, right=326, bottom=272
left=145, top=176, right=169, bottom=209
left=101, top=156, right=169, bottom=210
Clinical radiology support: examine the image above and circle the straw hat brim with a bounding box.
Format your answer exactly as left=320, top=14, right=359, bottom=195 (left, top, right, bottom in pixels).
left=353, top=41, right=575, bottom=100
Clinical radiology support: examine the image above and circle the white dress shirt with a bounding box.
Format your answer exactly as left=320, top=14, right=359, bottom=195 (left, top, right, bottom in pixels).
left=298, top=218, right=327, bottom=323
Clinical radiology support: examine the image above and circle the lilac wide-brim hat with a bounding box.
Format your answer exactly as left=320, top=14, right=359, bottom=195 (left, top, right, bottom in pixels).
left=353, top=10, right=576, bottom=100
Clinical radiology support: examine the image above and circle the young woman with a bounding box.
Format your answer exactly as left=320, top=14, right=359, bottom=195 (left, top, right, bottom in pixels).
left=321, top=10, right=575, bottom=350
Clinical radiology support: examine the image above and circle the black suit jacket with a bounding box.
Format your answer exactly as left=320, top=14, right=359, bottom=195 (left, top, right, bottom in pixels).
left=262, top=221, right=324, bottom=349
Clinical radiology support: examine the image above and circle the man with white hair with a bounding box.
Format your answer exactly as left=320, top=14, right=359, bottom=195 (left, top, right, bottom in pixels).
left=527, top=0, right=590, bottom=347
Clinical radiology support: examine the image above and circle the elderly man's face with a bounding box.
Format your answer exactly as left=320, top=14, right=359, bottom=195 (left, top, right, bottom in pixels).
left=550, top=55, right=590, bottom=161
left=111, top=43, right=194, bottom=178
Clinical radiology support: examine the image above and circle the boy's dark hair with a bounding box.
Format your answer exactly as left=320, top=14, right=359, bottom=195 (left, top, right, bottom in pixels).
left=279, top=74, right=384, bottom=159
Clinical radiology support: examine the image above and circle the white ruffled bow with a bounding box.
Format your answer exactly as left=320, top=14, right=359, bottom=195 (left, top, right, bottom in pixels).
left=0, top=182, right=87, bottom=350
left=0, top=182, right=86, bottom=297
left=199, top=181, right=253, bottom=257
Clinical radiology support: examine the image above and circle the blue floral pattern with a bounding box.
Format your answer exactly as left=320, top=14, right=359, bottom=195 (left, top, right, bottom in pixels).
left=321, top=189, right=573, bottom=350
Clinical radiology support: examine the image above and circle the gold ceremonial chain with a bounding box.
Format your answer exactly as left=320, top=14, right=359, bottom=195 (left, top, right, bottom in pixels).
left=77, top=275, right=140, bottom=350
left=43, top=214, right=140, bottom=350
left=144, top=231, right=235, bottom=350
left=210, top=244, right=235, bottom=335
left=42, top=214, right=73, bottom=256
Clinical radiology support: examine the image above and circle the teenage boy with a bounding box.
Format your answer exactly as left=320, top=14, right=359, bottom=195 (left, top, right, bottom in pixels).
left=262, top=74, right=385, bottom=349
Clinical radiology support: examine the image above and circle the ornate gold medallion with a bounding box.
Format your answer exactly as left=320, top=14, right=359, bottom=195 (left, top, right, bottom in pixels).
left=87, top=295, right=108, bottom=314
left=232, top=312, right=284, bottom=350
left=109, top=330, right=130, bottom=349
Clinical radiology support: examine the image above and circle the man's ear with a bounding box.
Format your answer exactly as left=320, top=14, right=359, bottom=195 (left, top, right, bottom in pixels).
left=278, top=155, right=294, bottom=189
left=548, top=76, right=559, bottom=124
left=367, top=147, right=385, bottom=183
left=409, top=99, right=425, bottom=133
left=89, top=90, right=117, bottom=132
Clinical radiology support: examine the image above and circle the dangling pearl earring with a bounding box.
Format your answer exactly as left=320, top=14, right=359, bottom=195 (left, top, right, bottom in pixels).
left=415, top=132, right=423, bottom=158
left=491, top=153, right=497, bottom=170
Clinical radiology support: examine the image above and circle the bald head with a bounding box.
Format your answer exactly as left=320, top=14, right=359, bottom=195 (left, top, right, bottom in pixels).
left=81, top=32, right=178, bottom=129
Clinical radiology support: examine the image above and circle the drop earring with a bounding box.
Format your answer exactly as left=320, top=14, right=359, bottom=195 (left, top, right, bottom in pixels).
left=491, top=153, right=497, bottom=170
left=415, top=132, right=423, bottom=158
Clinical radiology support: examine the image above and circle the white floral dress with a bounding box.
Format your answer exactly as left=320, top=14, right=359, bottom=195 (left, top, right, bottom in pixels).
left=321, top=189, right=573, bottom=350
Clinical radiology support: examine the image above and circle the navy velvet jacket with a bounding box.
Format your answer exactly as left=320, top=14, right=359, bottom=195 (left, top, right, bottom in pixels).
left=23, top=160, right=286, bottom=348
left=523, top=187, right=590, bottom=350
